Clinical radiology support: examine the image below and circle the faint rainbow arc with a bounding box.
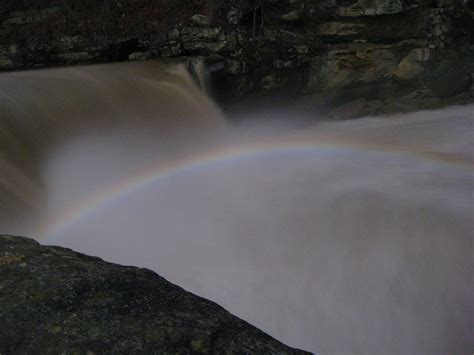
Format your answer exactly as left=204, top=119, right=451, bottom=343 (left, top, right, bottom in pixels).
left=41, top=137, right=473, bottom=239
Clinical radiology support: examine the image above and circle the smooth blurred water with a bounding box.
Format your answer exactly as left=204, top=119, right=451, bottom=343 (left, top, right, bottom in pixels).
left=1, top=60, right=473, bottom=353
left=0, top=60, right=226, bottom=235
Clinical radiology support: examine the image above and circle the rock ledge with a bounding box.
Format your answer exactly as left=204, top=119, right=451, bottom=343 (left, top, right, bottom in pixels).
left=0, top=235, right=308, bottom=354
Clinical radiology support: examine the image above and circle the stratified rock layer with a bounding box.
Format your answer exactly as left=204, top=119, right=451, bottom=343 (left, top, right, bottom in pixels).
left=0, top=235, right=308, bottom=354
left=0, top=0, right=472, bottom=114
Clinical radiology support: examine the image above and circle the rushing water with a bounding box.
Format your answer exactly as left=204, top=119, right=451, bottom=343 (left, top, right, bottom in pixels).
left=1, top=60, right=473, bottom=353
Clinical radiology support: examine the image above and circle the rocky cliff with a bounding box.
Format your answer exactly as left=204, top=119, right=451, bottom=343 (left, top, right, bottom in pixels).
left=0, top=234, right=308, bottom=353
left=0, top=0, right=473, bottom=115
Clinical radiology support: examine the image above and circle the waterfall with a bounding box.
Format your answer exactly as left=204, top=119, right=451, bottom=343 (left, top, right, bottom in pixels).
left=1, top=60, right=472, bottom=353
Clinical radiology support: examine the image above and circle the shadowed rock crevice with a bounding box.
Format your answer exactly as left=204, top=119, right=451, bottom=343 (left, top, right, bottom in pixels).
left=0, top=234, right=309, bottom=354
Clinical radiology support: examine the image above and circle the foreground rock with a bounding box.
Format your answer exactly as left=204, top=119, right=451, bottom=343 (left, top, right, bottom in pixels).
left=0, top=235, right=308, bottom=354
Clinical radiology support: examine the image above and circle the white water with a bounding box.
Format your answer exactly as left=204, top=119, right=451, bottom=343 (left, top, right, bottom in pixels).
left=1, top=61, right=473, bottom=353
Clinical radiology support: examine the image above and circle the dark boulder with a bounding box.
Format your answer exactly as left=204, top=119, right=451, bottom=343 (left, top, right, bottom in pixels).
left=0, top=235, right=309, bottom=354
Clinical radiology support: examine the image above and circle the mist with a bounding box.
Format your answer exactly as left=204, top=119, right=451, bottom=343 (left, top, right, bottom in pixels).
left=1, top=60, right=473, bottom=353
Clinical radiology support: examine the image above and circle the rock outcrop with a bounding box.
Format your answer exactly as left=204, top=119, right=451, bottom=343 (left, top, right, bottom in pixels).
left=0, top=0, right=473, bottom=114
left=0, top=235, right=308, bottom=354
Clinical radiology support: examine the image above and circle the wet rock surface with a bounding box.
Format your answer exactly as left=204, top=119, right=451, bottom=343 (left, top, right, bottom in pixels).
left=0, top=235, right=308, bottom=354
left=0, top=0, right=473, bottom=114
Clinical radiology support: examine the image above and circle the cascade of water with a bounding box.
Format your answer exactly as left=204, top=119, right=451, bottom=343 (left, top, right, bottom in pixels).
left=0, top=60, right=227, bottom=235
left=1, top=60, right=472, bottom=353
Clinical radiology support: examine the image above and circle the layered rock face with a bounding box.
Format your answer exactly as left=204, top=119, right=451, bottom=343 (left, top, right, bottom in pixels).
left=0, top=235, right=308, bottom=353
left=0, top=0, right=473, bottom=113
